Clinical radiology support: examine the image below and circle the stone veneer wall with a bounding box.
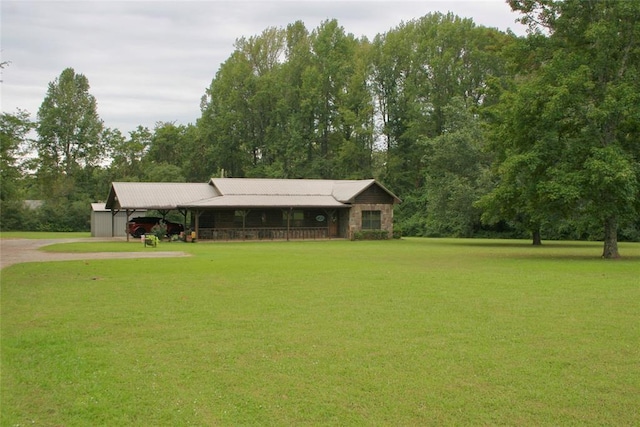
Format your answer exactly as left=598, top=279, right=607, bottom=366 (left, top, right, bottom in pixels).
left=348, top=203, right=394, bottom=239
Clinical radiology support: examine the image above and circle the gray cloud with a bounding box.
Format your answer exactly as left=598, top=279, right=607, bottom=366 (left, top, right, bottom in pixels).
left=1, top=0, right=526, bottom=134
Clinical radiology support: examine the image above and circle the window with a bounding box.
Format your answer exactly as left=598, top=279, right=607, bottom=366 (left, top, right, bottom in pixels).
left=362, top=210, right=381, bottom=230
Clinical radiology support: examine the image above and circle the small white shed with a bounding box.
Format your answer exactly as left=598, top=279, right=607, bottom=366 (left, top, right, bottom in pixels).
left=91, top=203, right=145, bottom=237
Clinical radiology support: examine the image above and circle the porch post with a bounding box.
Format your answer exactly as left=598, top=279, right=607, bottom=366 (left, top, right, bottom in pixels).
left=194, top=209, right=200, bottom=240
left=126, top=209, right=130, bottom=242
left=179, top=209, right=188, bottom=233
left=111, top=208, right=116, bottom=237
left=287, top=207, right=292, bottom=241
left=241, top=210, right=250, bottom=240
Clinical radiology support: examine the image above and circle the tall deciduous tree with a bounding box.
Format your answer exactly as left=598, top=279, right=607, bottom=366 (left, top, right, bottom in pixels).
left=501, top=0, right=640, bottom=258
left=199, top=20, right=373, bottom=180
left=421, top=98, right=492, bottom=237
left=335, top=38, right=375, bottom=179
left=199, top=50, right=256, bottom=177
left=370, top=13, right=514, bottom=196
left=35, top=68, right=104, bottom=181
left=269, top=21, right=314, bottom=178
left=370, top=23, right=421, bottom=193
left=0, top=110, right=33, bottom=202
left=305, top=19, right=363, bottom=178
left=105, top=125, right=151, bottom=181
left=477, top=72, right=562, bottom=245
left=179, top=124, right=212, bottom=182
left=28, top=68, right=105, bottom=231
left=147, top=122, right=188, bottom=166
left=0, top=110, right=34, bottom=231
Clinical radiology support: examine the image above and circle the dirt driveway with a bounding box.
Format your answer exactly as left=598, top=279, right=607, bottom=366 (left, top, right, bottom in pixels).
left=0, top=238, right=190, bottom=270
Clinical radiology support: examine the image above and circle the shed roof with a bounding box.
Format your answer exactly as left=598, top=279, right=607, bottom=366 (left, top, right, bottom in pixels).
left=91, top=203, right=109, bottom=212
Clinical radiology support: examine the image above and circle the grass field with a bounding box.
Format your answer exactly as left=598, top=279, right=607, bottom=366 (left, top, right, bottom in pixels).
left=1, top=231, right=91, bottom=239
left=1, top=237, right=639, bottom=425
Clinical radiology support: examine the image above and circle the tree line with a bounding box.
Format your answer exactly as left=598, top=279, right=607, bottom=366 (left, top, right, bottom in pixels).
left=1, top=2, right=638, bottom=257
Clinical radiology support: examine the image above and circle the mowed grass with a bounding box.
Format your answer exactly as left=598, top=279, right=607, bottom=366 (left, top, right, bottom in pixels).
left=1, top=238, right=639, bottom=425
left=1, top=231, right=91, bottom=239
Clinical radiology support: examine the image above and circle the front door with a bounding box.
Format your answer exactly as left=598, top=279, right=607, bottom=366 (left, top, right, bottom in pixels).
left=328, top=215, right=339, bottom=237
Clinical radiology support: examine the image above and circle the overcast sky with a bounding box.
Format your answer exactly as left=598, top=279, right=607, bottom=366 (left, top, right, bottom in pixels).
left=1, top=1, right=527, bottom=134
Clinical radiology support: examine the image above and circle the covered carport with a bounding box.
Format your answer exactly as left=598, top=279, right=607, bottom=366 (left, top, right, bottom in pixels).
left=104, top=182, right=216, bottom=241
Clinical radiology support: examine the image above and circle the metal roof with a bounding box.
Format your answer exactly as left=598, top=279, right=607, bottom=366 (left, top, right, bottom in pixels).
left=105, top=182, right=216, bottom=210
left=105, top=178, right=400, bottom=211
left=91, top=203, right=108, bottom=212
left=331, top=180, right=377, bottom=203
left=184, top=195, right=347, bottom=209
left=207, top=178, right=392, bottom=203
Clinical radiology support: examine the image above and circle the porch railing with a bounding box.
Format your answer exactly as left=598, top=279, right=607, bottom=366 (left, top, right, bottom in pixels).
left=198, top=227, right=329, bottom=241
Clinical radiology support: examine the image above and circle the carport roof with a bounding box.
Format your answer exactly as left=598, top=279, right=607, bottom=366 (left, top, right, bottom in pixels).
left=105, top=182, right=216, bottom=210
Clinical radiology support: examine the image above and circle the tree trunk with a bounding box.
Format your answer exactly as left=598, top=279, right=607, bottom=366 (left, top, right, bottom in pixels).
left=602, top=216, right=621, bottom=259
left=532, top=228, right=542, bottom=246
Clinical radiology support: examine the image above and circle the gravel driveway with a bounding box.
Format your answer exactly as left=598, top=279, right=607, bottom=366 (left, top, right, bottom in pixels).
left=0, top=238, right=190, bottom=269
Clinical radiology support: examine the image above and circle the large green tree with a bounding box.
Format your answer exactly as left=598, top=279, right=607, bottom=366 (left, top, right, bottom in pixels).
left=29, top=68, right=105, bottom=231
left=35, top=68, right=104, bottom=180
left=370, top=22, right=422, bottom=193
left=198, top=21, right=373, bottom=180
left=0, top=110, right=33, bottom=202
left=266, top=21, right=314, bottom=178
left=370, top=13, right=514, bottom=196
left=0, top=110, right=34, bottom=230
left=105, top=126, right=151, bottom=182
left=496, top=0, right=640, bottom=258
left=304, top=19, right=368, bottom=178
left=371, top=13, right=515, bottom=238
left=420, top=98, right=492, bottom=237
left=199, top=49, right=257, bottom=178
left=477, top=69, right=561, bottom=245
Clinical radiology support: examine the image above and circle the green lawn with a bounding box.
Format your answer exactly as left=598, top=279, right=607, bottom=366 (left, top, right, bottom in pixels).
left=1, top=238, right=639, bottom=425
left=0, top=231, right=91, bottom=239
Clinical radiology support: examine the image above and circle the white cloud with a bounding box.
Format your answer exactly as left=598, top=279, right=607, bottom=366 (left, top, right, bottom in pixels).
left=1, top=0, right=526, bottom=134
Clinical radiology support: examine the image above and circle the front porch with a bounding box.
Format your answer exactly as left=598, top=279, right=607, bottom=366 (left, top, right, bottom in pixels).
left=191, top=208, right=349, bottom=241
left=197, top=227, right=332, bottom=241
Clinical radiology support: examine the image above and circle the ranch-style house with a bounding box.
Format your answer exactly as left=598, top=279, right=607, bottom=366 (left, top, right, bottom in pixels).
left=105, top=178, right=401, bottom=241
